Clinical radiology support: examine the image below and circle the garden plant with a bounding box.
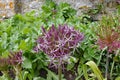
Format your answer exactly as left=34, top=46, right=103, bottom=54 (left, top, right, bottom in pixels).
left=0, top=0, right=120, bottom=80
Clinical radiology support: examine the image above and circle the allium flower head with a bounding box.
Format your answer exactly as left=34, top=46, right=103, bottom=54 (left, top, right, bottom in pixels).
left=97, top=25, right=120, bottom=53
left=34, top=24, right=84, bottom=65
left=0, top=50, right=22, bottom=68
left=8, top=50, right=23, bottom=65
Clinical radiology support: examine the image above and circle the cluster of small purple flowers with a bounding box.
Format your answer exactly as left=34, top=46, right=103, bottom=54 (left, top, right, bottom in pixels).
left=9, top=50, right=23, bottom=65
left=34, top=24, right=84, bottom=64
left=0, top=51, right=22, bottom=67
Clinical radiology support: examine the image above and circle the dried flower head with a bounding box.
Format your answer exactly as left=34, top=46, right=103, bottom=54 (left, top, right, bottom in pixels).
left=97, top=25, right=120, bottom=53
left=34, top=24, right=84, bottom=65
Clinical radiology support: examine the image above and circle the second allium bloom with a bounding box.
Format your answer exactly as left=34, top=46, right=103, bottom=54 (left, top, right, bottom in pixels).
left=97, top=26, right=120, bottom=53
left=34, top=24, right=84, bottom=64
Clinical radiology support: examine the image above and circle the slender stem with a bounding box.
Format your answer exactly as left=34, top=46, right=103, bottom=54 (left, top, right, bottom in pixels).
left=97, top=49, right=104, bottom=65
left=105, top=51, right=109, bottom=80
left=97, top=47, right=107, bottom=66
left=110, top=61, right=114, bottom=79
left=110, top=50, right=119, bottom=79
left=58, top=64, right=62, bottom=80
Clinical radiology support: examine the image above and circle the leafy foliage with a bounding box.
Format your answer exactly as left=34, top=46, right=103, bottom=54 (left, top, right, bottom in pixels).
left=0, top=0, right=120, bottom=80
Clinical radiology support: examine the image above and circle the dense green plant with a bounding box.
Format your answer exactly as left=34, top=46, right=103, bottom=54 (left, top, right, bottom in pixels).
left=0, top=0, right=120, bottom=80
left=0, top=1, right=79, bottom=79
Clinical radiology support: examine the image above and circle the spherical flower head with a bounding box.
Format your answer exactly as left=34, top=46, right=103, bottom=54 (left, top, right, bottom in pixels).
left=97, top=26, right=120, bottom=53
left=34, top=24, right=84, bottom=65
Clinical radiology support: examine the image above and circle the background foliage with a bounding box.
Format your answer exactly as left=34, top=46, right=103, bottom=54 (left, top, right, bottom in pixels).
left=0, top=0, right=120, bottom=80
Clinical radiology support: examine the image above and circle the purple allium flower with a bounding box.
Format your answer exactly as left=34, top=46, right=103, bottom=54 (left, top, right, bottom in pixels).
left=34, top=24, right=84, bottom=65
left=8, top=50, right=23, bottom=65
left=0, top=51, right=22, bottom=68
left=97, top=26, right=120, bottom=53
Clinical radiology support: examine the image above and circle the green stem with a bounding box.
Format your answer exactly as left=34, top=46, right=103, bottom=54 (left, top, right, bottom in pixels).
left=110, top=61, right=114, bottom=79
left=58, top=64, right=62, bottom=80
left=105, top=51, right=109, bottom=80
left=97, top=48, right=105, bottom=65
left=97, top=47, right=107, bottom=66
left=18, top=71, right=23, bottom=80
left=110, top=50, right=119, bottom=79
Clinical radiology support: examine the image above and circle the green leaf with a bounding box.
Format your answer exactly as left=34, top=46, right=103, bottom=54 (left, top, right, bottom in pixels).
left=46, top=69, right=58, bottom=80
left=22, top=57, right=32, bottom=69
left=33, top=77, right=45, bottom=80
left=82, top=65, right=88, bottom=80
left=0, top=74, right=9, bottom=80
left=115, top=76, right=120, bottom=80
left=67, top=56, right=77, bottom=70
left=2, top=51, right=9, bottom=58
left=22, top=71, right=29, bottom=80
left=86, top=61, right=104, bottom=80
left=19, top=40, right=27, bottom=50
left=67, top=63, right=74, bottom=71
left=46, top=69, right=66, bottom=80
left=77, top=65, right=83, bottom=75
left=22, top=27, right=31, bottom=34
